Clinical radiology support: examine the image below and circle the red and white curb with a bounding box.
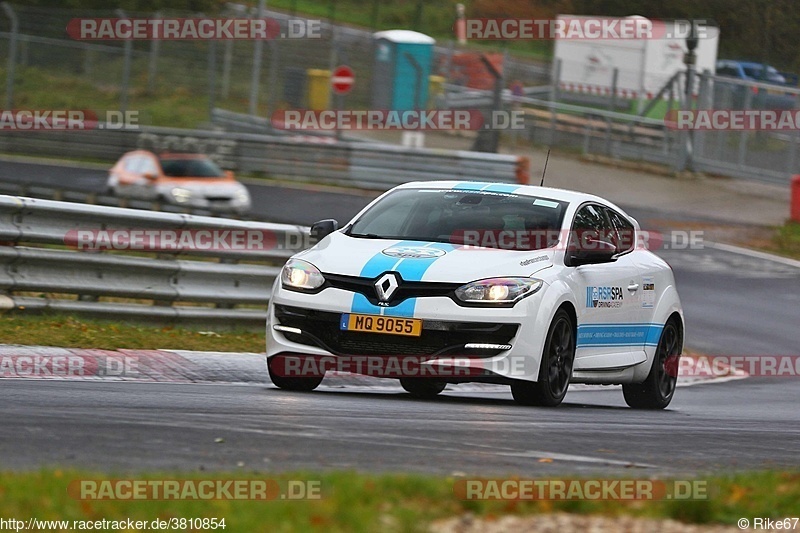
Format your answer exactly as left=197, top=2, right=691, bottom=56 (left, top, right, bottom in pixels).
left=0, top=345, right=746, bottom=390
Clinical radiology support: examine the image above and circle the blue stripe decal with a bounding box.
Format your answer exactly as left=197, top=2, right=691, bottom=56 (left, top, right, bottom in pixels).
left=451, top=182, right=522, bottom=194
left=452, top=182, right=490, bottom=191
left=577, top=324, right=664, bottom=348
left=350, top=241, right=454, bottom=318
left=483, top=184, right=521, bottom=194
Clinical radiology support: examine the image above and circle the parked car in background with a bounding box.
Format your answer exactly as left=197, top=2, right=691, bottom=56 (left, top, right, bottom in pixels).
left=715, top=60, right=797, bottom=110
left=107, top=151, right=251, bottom=214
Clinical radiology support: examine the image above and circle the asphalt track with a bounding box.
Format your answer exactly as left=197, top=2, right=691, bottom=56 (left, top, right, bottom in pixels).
left=1, top=159, right=799, bottom=475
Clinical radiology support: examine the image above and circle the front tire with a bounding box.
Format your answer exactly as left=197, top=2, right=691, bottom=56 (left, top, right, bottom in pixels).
left=267, top=356, right=323, bottom=392
left=511, top=308, right=575, bottom=407
left=623, top=319, right=682, bottom=409
left=400, top=378, right=446, bottom=398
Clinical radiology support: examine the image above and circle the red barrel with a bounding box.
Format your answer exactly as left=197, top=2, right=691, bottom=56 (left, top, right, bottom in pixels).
left=793, top=175, right=800, bottom=223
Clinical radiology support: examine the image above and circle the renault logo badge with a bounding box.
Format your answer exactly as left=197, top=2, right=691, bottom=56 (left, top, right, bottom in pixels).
left=375, top=272, right=399, bottom=302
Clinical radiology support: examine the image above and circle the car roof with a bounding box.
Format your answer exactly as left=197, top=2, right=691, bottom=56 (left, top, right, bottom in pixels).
left=158, top=153, right=210, bottom=160
left=394, top=181, right=624, bottom=211
left=717, top=60, right=775, bottom=69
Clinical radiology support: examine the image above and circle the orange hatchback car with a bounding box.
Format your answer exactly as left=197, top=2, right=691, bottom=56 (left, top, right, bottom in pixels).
left=106, top=151, right=251, bottom=214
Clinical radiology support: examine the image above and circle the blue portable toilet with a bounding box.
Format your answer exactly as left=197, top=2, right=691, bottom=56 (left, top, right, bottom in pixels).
left=372, top=30, right=435, bottom=111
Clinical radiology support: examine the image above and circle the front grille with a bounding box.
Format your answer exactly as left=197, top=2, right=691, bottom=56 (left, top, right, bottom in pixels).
left=323, top=273, right=461, bottom=308
left=206, top=196, right=233, bottom=202
left=274, top=304, right=518, bottom=357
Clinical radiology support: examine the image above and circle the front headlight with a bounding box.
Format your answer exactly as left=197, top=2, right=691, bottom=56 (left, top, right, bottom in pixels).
left=234, top=190, right=250, bottom=204
left=170, top=187, right=192, bottom=203
left=281, top=259, right=325, bottom=291
left=455, top=277, right=543, bottom=305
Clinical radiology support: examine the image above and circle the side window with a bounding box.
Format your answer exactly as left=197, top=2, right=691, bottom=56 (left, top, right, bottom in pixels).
left=570, top=204, right=615, bottom=250
left=123, top=156, right=142, bottom=173
left=716, top=66, right=736, bottom=77
left=606, top=209, right=636, bottom=254
left=139, top=157, right=159, bottom=177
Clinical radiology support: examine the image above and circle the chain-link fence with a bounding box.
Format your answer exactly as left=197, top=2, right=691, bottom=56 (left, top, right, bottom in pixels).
left=0, top=4, right=549, bottom=127
left=1, top=3, right=798, bottom=185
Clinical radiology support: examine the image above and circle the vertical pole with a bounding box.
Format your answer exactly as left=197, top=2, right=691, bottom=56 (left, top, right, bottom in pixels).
left=249, top=0, right=266, bottom=116
left=208, top=40, right=217, bottom=120
left=549, top=58, right=561, bottom=146
left=2, top=2, right=18, bottom=109
left=609, top=67, right=618, bottom=112
left=267, top=40, right=278, bottom=129
left=443, top=39, right=454, bottom=109
left=222, top=40, right=233, bottom=99
left=116, top=9, right=132, bottom=114
left=147, top=12, right=160, bottom=94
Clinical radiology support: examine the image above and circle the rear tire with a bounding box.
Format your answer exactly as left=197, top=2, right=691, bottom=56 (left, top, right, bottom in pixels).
left=267, top=356, right=323, bottom=392
left=623, top=319, right=682, bottom=409
left=511, top=308, right=575, bottom=407
left=400, top=378, right=446, bottom=398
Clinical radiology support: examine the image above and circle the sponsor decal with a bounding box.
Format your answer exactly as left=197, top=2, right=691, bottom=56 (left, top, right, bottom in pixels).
left=519, top=255, right=549, bottom=267
left=642, top=276, right=655, bottom=309
left=585, top=286, right=624, bottom=308
left=382, top=246, right=446, bottom=259
left=577, top=324, right=663, bottom=347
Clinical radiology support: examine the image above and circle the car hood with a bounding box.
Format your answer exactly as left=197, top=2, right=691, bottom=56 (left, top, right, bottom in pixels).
left=294, top=231, right=555, bottom=282
left=156, top=180, right=247, bottom=193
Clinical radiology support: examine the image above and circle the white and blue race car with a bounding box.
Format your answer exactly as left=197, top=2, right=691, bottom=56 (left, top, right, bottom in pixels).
left=266, top=181, right=684, bottom=409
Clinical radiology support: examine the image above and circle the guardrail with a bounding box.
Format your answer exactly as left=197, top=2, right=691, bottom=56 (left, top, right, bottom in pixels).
left=0, top=180, right=268, bottom=221
left=0, top=195, right=308, bottom=327
left=0, top=122, right=530, bottom=189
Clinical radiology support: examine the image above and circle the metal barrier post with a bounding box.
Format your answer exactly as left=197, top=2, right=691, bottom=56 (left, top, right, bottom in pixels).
left=1, top=2, right=18, bottom=109
left=249, top=0, right=266, bottom=115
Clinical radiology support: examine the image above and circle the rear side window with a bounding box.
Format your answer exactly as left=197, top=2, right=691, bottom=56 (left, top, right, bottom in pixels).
left=570, top=204, right=615, bottom=249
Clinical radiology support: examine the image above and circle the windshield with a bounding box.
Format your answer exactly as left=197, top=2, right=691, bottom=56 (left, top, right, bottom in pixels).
left=159, top=157, right=225, bottom=178
left=347, top=188, right=569, bottom=250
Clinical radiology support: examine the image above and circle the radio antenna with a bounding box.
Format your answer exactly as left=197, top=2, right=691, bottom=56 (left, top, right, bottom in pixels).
left=539, top=148, right=551, bottom=187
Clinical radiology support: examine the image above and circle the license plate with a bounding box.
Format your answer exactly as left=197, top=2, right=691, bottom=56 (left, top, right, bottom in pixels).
left=340, top=313, right=422, bottom=337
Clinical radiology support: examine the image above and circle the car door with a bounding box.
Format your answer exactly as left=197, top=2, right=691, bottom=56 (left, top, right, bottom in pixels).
left=568, top=204, right=643, bottom=370
left=137, top=154, right=161, bottom=201
left=117, top=155, right=148, bottom=198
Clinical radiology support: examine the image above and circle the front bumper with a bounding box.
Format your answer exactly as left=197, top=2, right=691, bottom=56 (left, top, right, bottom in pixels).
left=266, top=285, right=546, bottom=382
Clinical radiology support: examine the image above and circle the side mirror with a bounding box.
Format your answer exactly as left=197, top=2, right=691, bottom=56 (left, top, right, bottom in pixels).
left=567, top=239, right=617, bottom=267
left=143, top=172, right=158, bottom=181
left=310, top=219, right=338, bottom=243
left=224, top=170, right=234, bottom=180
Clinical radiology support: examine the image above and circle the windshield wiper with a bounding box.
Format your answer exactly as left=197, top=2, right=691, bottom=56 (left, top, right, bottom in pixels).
left=347, top=232, right=384, bottom=239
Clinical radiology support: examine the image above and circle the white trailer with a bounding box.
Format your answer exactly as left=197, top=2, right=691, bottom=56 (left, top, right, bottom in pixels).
left=553, top=15, right=719, bottom=105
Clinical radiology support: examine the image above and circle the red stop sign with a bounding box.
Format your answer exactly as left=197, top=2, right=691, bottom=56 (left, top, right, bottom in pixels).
left=332, top=65, right=355, bottom=95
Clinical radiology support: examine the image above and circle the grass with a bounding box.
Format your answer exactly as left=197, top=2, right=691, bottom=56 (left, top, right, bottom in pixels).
left=773, top=220, right=800, bottom=260
left=0, top=469, right=798, bottom=532
left=0, top=314, right=264, bottom=352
